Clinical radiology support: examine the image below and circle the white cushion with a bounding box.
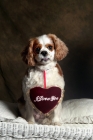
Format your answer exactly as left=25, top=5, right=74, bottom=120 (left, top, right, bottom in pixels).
left=0, top=101, right=18, bottom=120
left=0, top=99, right=93, bottom=124
left=61, top=98, right=93, bottom=123
left=0, top=100, right=27, bottom=123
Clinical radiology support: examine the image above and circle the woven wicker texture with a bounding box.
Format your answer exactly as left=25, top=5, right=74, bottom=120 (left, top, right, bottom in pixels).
left=0, top=123, right=93, bottom=139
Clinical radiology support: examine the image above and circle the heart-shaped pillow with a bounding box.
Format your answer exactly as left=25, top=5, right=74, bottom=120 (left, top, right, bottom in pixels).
left=30, top=87, right=62, bottom=114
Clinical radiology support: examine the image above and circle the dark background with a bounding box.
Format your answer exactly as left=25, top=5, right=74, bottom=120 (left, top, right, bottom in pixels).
left=0, top=0, right=93, bottom=102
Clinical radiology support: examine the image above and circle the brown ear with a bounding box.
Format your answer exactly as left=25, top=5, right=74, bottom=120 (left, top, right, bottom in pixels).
left=48, top=34, right=68, bottom=61
left=21, top=39, right=36, bottom=66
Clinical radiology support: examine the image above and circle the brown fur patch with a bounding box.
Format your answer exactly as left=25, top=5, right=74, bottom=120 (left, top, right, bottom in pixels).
left=21, top=38, right=38, bottom=66
left=55, top=63, right=63, bottom=76
left=33, top=39, right=42, bottom=55
left=45, top=43, right=54, bottom=51
left=48, top=34, right=68, bottom=61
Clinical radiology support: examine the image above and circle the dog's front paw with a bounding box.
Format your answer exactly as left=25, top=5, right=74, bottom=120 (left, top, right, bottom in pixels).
left=51, top=117, right=62, bottom=126
left=51, top=122, right=62, bottom=126
left=42, top=118, right=51, bottom=125
left=28, top=121, right=35, bottom=124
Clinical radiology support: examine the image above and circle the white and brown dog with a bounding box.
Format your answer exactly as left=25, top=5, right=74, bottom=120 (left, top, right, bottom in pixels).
left=18, top=34, right=68, bottom=125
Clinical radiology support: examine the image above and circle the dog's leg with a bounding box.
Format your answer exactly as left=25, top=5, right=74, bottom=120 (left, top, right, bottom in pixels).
left=18, top=95, right=27, bottom=119
left=51, top=102, right=62, bottom=125
left=18, top=95, right=35, bottom=124
left=25, top=102, right=35, bottom=124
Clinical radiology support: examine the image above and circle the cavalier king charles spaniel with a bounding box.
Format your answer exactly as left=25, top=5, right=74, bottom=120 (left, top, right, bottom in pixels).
left=18, top=34, right=68, bottom=125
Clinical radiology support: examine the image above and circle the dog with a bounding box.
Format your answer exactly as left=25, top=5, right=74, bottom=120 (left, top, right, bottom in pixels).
left=18, top=34, right=68, bottom=125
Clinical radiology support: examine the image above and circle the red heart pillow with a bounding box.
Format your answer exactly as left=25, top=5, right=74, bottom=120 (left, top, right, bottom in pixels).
left=30, top=87, right=62, bottom=114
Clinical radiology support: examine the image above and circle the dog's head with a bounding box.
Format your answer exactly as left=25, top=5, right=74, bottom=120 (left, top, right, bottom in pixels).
left=21, top=34, right=68, bottom=66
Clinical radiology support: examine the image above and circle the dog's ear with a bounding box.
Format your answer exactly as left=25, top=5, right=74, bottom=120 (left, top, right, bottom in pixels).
left=21, top=38, right=36, bottom=66
left=48, top=34, right=68, bottom=61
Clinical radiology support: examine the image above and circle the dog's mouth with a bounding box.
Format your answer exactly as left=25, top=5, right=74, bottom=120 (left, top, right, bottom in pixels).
left=41, top=58, right=50, bottom=62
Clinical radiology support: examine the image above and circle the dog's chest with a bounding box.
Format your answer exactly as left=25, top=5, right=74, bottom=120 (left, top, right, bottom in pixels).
left=28, top=67, right=63, bottom=88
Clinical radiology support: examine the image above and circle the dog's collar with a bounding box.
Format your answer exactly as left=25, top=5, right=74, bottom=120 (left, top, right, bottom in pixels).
left=35, top=61, right=57, bottom=72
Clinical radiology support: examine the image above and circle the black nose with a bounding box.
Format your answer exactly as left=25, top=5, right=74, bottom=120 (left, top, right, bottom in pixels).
left=41, top=51, right=48, bottom=57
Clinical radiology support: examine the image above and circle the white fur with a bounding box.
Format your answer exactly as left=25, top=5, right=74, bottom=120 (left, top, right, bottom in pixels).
left=22, top=61, right=64, bottom=96
left=37, top=35, right=52, bottom=45
left=22, top=61, right=65, bottom=124
left=20, top=35, right=66, bottom=125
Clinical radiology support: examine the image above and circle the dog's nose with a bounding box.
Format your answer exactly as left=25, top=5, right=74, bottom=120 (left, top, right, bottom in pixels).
left=41, top=51, right=48, bottom=57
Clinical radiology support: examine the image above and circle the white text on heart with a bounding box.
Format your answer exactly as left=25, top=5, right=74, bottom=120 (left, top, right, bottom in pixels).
left=34, top=96, right=59, bottom=102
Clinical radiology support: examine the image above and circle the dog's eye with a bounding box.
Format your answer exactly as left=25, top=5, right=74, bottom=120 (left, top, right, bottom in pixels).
left=35, top=47, right=40, bottom=53
left=48, top=45, right=52, bottom=50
